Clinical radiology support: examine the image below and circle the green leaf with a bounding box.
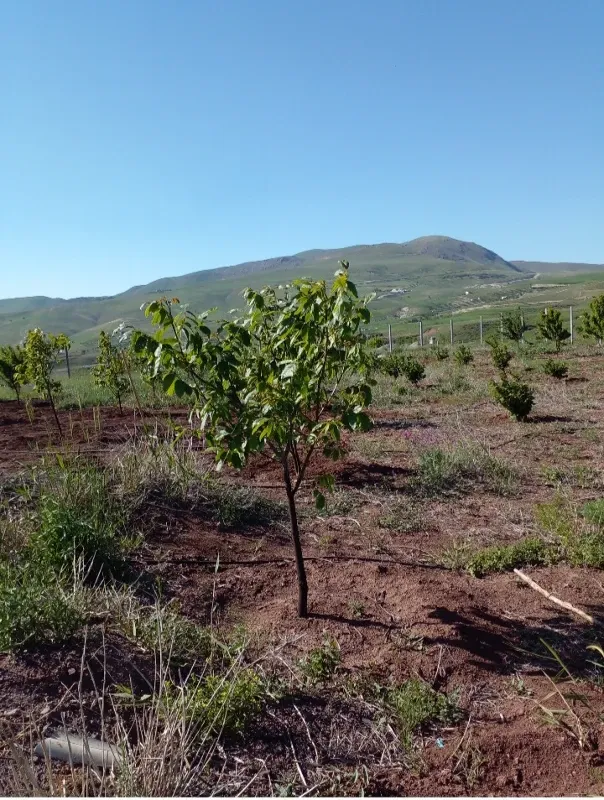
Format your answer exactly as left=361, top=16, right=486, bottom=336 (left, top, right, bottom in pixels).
left=313, top=489, right=326, bottom=511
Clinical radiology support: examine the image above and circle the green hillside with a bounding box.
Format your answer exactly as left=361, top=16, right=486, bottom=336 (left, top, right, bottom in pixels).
left=1, top=235, right=603, bottom=364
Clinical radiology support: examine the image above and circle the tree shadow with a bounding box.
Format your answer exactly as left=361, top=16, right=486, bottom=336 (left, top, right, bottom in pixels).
left=373, top=419, right=438, bottom=431
left=423, top=604, right=604, bottom=676
left=527, top=415, right=573, bottom=424
left=309, top=611, right=395, bottom=631
left=338, top=463, right=412, bottom=489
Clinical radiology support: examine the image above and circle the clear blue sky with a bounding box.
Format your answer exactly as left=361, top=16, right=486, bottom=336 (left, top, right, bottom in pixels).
left=2, top=0, right=603, bottom=299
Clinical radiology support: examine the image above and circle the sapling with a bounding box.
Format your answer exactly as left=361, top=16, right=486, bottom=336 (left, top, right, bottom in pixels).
left=579, top=294, right=604, bottom=345
left=18, top=329, right=69, bottom=436
left=137, top=263, right=373, bottom=617
left=0, top=345, right=25, bottom=402
left=536, top=309, right=570, bottom=352
left=93, top=331, right=129, bottom=413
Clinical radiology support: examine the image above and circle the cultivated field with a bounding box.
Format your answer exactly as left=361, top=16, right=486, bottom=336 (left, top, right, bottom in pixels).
left=1, top=344, right=604, bottom=795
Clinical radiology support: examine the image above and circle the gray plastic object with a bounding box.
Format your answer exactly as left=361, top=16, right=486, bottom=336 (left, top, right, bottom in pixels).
left=34, top=734, right=120, bottom=768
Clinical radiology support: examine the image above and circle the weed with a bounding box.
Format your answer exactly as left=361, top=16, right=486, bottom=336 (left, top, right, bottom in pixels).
left=466, top=537, right=554, bottom=577
left=164, top=669, right=265, bottom=736
left=349, top=599, right=366, bottom=618
left=27, top=465, right=127, bottom=579
left=416, top=444, right=516, bottom=497
left=299, top=636, right=341, bottom=684
left=581, top=499, right=604, bottom=526
left=489, top=376, right=534, bottom=421
left=536, top=495, right=604, bottom=568
left=207, top=481, right=285, bottom=528
left=438, top=539, right=475, bottom=570
left=378, top=497, right=424, bottom=533
left=383, top=678, right=462, bottom=748
left=432, top=346, right=450, bottom=361
left=0, top=559, right=83, bottom=650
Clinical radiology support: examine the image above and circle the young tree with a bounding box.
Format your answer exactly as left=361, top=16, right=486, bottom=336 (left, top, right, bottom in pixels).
left=136, top=264, right=373, bottom=617
left=536, top=308, right=570, bottom=352
left=579, top=295, right=604, bottom=345
left=19, top=329, right=67, bottom=436
left=93, top=331, right=129, bottom=413
left=0, top=345, right=25, bottom=402
left=501, top=309, right=527, bottom=344
left=128, top=330, right=162, bottom=404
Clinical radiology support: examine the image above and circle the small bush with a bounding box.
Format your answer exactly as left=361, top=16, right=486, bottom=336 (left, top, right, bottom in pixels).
left=487, top=338, right=513, bottom=372
left=384, top=678, right=461, bottom=748
left=0, top=560, right=83, bottom=650
left=380, top=353, right=425, bottom=384
left=489, top=377, right=534, bottom=421
left=416, top=445, right=516, bottom=497
left=165, top=669, right=264, bottom=735
left=454, top=345, right=474, bottom=366
left=299, top=636, right=340, bottom=684
left=467, top=538, right=553, bottom=577
left=433, top=346, right=449, bottom=361
left=542, top=359, right=569, bottom=379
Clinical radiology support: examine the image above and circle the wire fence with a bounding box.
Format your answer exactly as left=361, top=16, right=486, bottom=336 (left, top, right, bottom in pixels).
left=382, top=305, right=576, bottom=351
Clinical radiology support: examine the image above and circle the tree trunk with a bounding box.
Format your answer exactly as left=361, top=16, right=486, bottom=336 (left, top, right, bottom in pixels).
left=65, top=348, right=71, bottom=379
left=48, top=391, right=62, bottom=439
left=284, top=471, right=308, bottom=618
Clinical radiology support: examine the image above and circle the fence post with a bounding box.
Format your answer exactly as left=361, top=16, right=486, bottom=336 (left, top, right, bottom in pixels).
left=570, top=306, right=573, bottom=345
left=419, top=319, right=423, bottom=347
left=388, top=324, right=392, bottom=353
left=450, top=318, right=453, bottom=345
left=479, top=316, right=483, bottom=345
left=500, top=313, right=503, bottom=334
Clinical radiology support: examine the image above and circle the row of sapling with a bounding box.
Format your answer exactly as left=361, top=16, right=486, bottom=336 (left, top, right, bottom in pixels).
left=18, top=330, right=71, bottom=436
left=133, top=262, right=374, bottom=618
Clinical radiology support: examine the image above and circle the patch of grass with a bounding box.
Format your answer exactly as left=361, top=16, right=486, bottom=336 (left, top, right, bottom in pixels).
left=415, top=444, right=516, bottom=497
left=28, top=466, right=128, bottom=579
left=540, top=464, right=602, bottom=490
left=298, top=637, right=341, bottom=684
left=206, top=481, right=285, bottom=528
left=164, top=669, right=265, bottom=736
left=536, top=495, right=604, bottom=568
left=431, top=372, right=472, bottom=396
left=383, top=678, right=462, bottom=748
left=581, top=499, right=604, bottom=526
left=0, top=560, right=83, bottom=650
left=378, top=497, right=425, bottom=533
left=466, top=537, right=554, bottom=577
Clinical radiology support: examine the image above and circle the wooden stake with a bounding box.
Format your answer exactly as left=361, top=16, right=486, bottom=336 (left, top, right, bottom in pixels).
left=570, top=306, right=573, bottom=345
left=479, top=316, right=483, bottom=345
left=419, top=319, right=423, bottom=347
left=513, top=569, right=594, bottom=623
left=388, top=324, right=393, bottom=353
left=65, top=348, right=71, bottom=379
left=449, top=318, right=453, bottom=345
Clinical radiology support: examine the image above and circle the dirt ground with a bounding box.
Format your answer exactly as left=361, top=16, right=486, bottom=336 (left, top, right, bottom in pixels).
left=2, top=350, right=604, bottom=795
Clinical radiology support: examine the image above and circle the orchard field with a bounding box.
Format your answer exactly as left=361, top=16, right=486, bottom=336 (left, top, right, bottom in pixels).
left=2, top=327, right=604, bottom=796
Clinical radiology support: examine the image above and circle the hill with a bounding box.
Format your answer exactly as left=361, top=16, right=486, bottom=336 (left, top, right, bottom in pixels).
left=511, top=260, right=604, bottom=274
left=2, top=235, right=599, bottom=362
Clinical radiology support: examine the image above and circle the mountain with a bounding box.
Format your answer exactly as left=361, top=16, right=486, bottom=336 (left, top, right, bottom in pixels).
left=0, top=235, right=565, bottom=361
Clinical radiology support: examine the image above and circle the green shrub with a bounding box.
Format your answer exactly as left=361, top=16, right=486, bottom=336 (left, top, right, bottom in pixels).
left=542, top=359, right=569, bottom=379
left=454, top=345, right=474, bottom=366
left=416, top=445, right=516, bottom=497
left=487, top=338, right=513, bottom=372
left=0, top=560, right=83, bottom=650
left=165, top=669, right=264, bottom=735
left=489, top=377, right=534, bottom=421
left=467, top=538, right=553, bottom=577
left=299, top=636, right=340, bottom=684
left=384, top=679, right=461, bottom=748
left=380, top=353, right=425, bottom=384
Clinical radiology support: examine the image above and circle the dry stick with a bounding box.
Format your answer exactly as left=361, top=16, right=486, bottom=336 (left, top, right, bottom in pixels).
left=513, top=569, right=594, bottom=624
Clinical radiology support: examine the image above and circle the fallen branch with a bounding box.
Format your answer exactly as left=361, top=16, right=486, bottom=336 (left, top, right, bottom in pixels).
left=513, top=569, right=594, bottom=624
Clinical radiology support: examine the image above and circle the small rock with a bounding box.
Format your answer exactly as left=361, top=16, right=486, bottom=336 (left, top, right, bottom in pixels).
left=67, top=668, right=76, bottom=677
left=495, top=775, right=508, bottom=789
